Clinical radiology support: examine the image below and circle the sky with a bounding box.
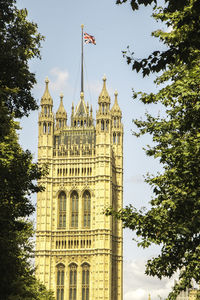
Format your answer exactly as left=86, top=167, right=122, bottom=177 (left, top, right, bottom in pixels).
left=17, top=0, right=175, bottom=299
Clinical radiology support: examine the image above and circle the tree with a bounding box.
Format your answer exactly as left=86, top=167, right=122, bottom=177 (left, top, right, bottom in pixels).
left=106, top=0, right=200, bottom=299
left=0, top=0, right=43, bottom=118
left=0, top=1, right=54, bottom=298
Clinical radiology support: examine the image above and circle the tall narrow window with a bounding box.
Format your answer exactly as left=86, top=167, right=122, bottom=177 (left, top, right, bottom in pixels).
left=101, top=120, right=104, bottom=130
left=57, top=264, right=65, bottom=300
left=58, top=192, right=66, bottom=228
left=43, top=122, right=47, bottom=134
left=71, top=191, right=78, bottom=228
left=69, top=264, right=77, bottom=300
left=82, top=263, right=90, bottom=300
left=113, top=133, right=116, bottom=143
left=83, top=191, right=91, bottom=228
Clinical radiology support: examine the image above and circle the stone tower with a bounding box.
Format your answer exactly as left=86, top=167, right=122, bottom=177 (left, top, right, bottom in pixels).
left=36, top=75, right=123, bottom=300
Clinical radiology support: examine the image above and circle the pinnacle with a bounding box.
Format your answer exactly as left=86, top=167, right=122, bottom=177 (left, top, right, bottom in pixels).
left=98, top=75, right=110, bottom=104
left=41, top=77, right=53, bottom=105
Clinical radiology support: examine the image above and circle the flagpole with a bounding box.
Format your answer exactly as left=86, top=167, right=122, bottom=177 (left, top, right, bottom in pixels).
left=81, top=24, right=84, bottom=94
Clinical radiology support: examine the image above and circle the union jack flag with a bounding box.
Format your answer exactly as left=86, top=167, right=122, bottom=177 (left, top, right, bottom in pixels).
left=84, top=32, right=96, bottom=45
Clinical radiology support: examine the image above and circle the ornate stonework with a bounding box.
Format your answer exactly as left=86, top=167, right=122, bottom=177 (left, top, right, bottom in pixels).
left=36, top=76, right=123, bottom=300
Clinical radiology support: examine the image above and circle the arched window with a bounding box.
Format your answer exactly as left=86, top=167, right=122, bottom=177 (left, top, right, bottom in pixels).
left=43, top=122, right=47, bottom=134
left=57, top=264, right=65, bottom=300
left=58, top=192, right=66, bottom=228
left=83, top=191, right=91, bottom=228
left=113, top=133, right=116, bottom=144
left=117, top=133, right=120, bottom=144
left=71, top=191, right=78, bottom=228
left=69, top=263, right=77, bottom=300
left=82, top=263, right=90, bottom=300
left=101, top=120, right=104, bottom=130
left=102, top=103, right=105, bottom=114
left=106, top=120, right=109, bottom=131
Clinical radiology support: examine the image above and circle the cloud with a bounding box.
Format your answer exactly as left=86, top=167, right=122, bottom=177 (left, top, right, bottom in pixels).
left=49, top=67, right=69, bottom=92
left=124, top=259, right=175, bottom=300
left=126, top=175, right=144, bottom=184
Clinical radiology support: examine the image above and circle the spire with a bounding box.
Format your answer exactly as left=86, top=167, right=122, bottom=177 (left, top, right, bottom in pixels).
left=148, top=294, right=151, bottom=300
left=56, top=93, right=67, bottom=118
left=98, top=75, right=110, bottom=104
left=111, top=90, right=122, bottom=116
left=41, top=77, right=53, bottom=105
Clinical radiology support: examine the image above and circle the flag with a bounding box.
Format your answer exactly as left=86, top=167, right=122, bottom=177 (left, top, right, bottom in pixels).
left=84, top=32, right=96, bottom=45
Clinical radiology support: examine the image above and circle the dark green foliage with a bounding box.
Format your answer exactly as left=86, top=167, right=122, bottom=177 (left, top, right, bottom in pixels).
left=0, top=103, right=51, bottom=299
left=106, top=0, right=200, bottom=299
left=0, top=1, right=54, bottom=299
left=0, top=0, right=44, bottom=118
left=118, top=0, right=200, bottom=76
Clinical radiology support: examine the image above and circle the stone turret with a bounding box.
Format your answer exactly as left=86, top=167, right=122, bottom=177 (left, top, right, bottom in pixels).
left=111, top=90, right=123, bottom=146
left=38, top=78, right=54, bottom=159
left=96, top=76, right=111, bottom=133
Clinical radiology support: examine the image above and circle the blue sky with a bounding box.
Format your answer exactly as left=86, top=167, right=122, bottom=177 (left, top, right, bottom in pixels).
left=17, top=0, right=174, bottom=299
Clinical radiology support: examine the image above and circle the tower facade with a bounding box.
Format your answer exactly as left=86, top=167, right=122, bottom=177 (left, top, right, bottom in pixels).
left=36, top=76, right=123, bottom=300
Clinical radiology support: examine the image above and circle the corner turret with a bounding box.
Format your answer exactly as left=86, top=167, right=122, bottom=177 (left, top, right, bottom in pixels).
left=96, top=76, right=111, bottom=132
left=38, top=77, right=54, bottom=159
left=111, top=90, right=123, bottom=145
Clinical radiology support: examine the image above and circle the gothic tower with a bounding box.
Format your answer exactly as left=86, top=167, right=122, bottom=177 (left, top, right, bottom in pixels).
left=36, top=76, right=123, bottom=300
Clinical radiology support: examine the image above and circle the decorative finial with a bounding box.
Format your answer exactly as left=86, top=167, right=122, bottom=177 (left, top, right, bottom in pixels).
left=45, top=76, right=49, bottom=85
left=148, top=293, right=151, bottom=300
left=81, top=24, right=84, bottom=29
left=60, top=93, right=64, bottom=100
left=103, top=74, right=107, bottom=82
left=80, top=91, right=84, bottom=99
left=114, top=90, right=118, bottom=96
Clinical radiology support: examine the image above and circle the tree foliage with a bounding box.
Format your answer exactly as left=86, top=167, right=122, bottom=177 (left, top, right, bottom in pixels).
left=118, top=0, right=200, bottom=76
left=106, top=0, right=200, bottom=299
left=0, top=1, right=54, bottom=299
left=0, top=0, right=44, bottom=118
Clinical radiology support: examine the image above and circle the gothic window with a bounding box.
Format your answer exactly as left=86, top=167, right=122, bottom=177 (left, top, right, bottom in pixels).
left=82, top=263, right=90, bottom=300
left=59, top=120, right=61, bottom=128
left=56, top=264, right=65, bottom=300
left=114, top=118, right=116, bottom=128
left=48, top=123, right=50, bottom=134
left=71, top=191, right=78, bottom=228
left=113, top=133, right=116, bottom=143
left=83, top=191, right=91, bottom=228
left=58, top=192, right=66, bottom=228
left=44, top=106, right=47, bottom=115
left=101, top=120, right=104, bottom=130
left=102, top=103, right=105, bottom=114
left=106, top=120, right=109, bottom=131
left=43, top=122, right=47, bottom=134
left=117, top=133, right=120, bottom=144
left=69, top=264, right=77, bottom=300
